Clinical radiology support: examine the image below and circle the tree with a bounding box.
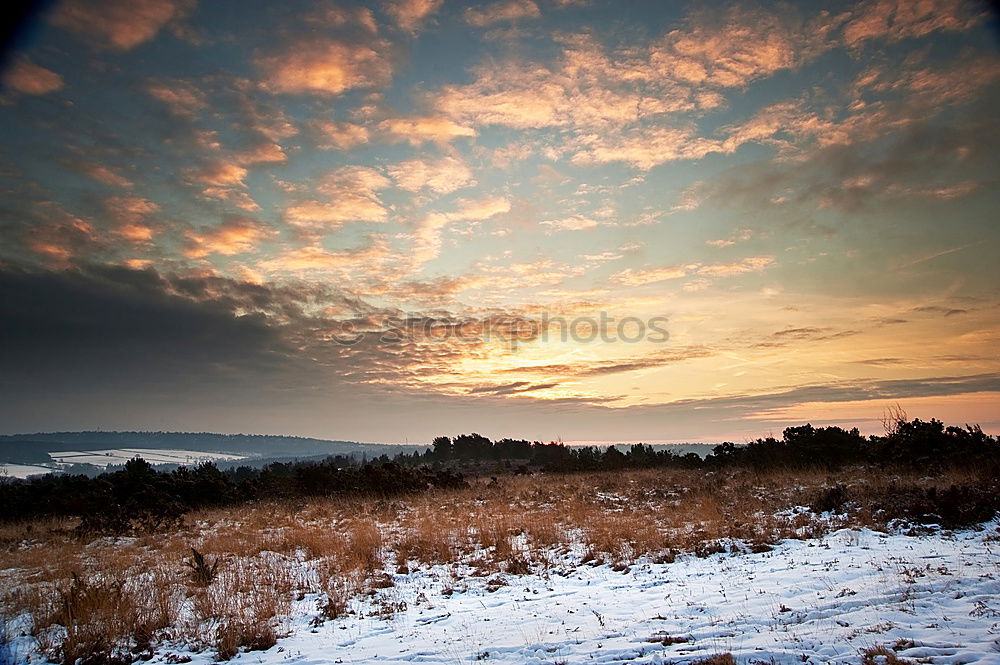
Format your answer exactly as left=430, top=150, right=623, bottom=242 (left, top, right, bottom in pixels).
left=432, top=436, right=452, bottom=460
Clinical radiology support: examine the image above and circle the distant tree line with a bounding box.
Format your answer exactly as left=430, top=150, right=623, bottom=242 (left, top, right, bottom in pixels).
left=399, top=418, right=998, bottom=473
left=0, top=456, right=466, bottom=532
left=1, top=416, right=996, bottom=531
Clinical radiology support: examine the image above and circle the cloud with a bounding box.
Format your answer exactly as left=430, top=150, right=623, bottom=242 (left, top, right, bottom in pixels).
left=314, top=121, right=370, bottom=150
left=201, top=188, right=260, bottom=212
left=306, top=5, right=378, bottom=32
left=696, top=256, right=775, bottom=278
left=286, top=166, right=391, bottom=228
left=434, top=35, right=692, bottom=132
left=571, top=126, right=723, bottom=170
left=469, top=381, right=558, bottom=395
left=236, top=141, right=287, bottom=165
left=540, top=215, right=599, bottom=232
left=464, top=0, right=541, bottom=27
left=385, top=0, right=444, bottom=33
left=506, top=347, right=715, bottom=378
left=692, top=93, right=999, bottom=219
left=145, top=79, right=206, bottom=118
left=769, top=326, right=859, bottom=342
left=713, top=55, right=1000, bottom=164
left=184, top=216, right=271, bottom=259
left=190, top=162, right=248, bottom=187
left=411, top=196, right=511, bottom=266
left=50, top=0, right=193, bottom=50
left=25, top=209, right=97, bottom=266
left=449, top=196, right=513, bottom=221
left=669, top=184, right=704, bottom=213
left=613, top=264, right=693, bottom=287
left=433, top=6, right=830, bottom=141
left=613, top=256, right=775, bottom=286
left=706, top=228, right=753, bottom=248
left=379, top=116, right=476, bottom=144
left=387, top=156, right=475, bottom=194
left=841, top=0, right=983, bottom=49
left=259, top=239, right=389, bottom=272
left=1, top=57, right=63, bottom=95
left=648, top=5, right=817, bottom=89
left=257, top=38, right=393, bottom=96
left=104, top=196, right=160, bottom=242
left=0, top=264, right=313, bottom=403
left=82, top=164, right=133, bottom=189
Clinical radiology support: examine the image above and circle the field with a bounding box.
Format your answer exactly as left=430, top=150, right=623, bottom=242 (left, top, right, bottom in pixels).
left=2, top=465, right=999, bottom=664
left=0, top=449, right=247, bottom=479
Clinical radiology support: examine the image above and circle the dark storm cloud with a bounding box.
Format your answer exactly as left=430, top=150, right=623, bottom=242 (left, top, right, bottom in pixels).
left=0, top=263, right=320, bottom=399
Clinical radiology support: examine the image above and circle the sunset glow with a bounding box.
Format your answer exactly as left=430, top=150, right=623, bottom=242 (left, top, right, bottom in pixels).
left=1, top=0, right=997, bottom=442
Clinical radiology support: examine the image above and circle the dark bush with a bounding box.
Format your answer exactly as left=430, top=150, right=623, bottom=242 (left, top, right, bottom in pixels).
left=811, top=484, right=851, bottom=514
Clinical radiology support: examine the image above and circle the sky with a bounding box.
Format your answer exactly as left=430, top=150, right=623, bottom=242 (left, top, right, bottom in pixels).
left=0, top=0, right=997, bottom=444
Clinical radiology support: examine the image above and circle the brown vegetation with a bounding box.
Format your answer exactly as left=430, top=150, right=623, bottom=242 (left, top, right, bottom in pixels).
left=1, top=464, right=995, bottom=663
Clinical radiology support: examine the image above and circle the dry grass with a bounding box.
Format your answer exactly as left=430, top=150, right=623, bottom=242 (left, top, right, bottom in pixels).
left=1, top=464, right=994, bottom=663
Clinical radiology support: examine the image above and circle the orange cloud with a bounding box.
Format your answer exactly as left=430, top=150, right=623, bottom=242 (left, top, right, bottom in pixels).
left=411, top=196, right=511, bottom=266
left=706, top=228, right=753, bottom=248
left=258, top=38, right=393, bottom=96
left=202, top=187, right=260, bottom=212
left=315, top=121, right=370, bottom=150
left=613, top=256, right=775, bottom=286
left=116, top=223, right=154, bottom=242
left=571, top=126, right=723, bottom=170
left=184, top=216, right=271, bottom=259
left=379, top=116, right=476, bottom=144
left=104, top=196, right=159, bottom=242
left=696, top=256, right=775, bottom=278
left=83, top=164, right=133, bottom=188
left=386, top=0, right=444, bottom=33
left=465, top=0, right=540, bottom=27
left=104, top=196, right=158, bottom=220
left=650, top=6, right=808, bottom=89
left=237, top=142, right=287, bottom=165
left=286, top=166, right=391, bottom=228
left=145, top=79, right=206, bottom=118
left=842, top=0, right=982, bottom=49
left=259, top=240, right=389, bottom=272
left=1, top=57, right=63, bottom=95
left=191, top=162, right=248, bottom=187
left=26, top=208, right=96, bottom=266
left=434, top=35, right=692, bottom=132
left=613, top=264, right=692, bottom=287
left=50, top=0, right=193, bottom=51
left=307, top=5, right=378, bottom=33
left=387, top=156, right=474, bottom=194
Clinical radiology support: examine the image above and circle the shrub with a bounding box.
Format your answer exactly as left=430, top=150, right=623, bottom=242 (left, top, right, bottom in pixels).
left=184, top=547, right=219, bottom=587
left=811, top=483, right=851, bottom=513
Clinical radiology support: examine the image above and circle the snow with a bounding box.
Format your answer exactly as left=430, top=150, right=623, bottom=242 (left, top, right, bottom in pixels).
left=47, top=448, right=246, bottom=467
left=0, top=463, right=53, bottom=479
left=126, top=522, right=1000, bottom=665
left=1, top=450, right=246, bottom=478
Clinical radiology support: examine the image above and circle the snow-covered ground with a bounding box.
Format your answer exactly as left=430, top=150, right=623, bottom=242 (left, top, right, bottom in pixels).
left=113, top=522, right=999, bottom=665
left=48, top=448, right=246, bottom=466
left=0, top=449, right=247, bottom=478
left=0, top=463, right=56, bottom=479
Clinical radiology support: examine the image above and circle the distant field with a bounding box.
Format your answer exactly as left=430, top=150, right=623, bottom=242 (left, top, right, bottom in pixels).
left=0, top=448, right=247, bottom=478
left=47, top=448, right=246, bottom=466
left=0, top=463, right=53, bottom=479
